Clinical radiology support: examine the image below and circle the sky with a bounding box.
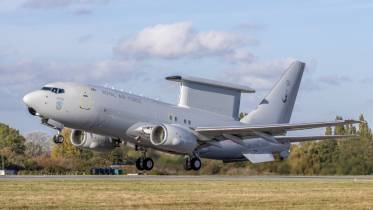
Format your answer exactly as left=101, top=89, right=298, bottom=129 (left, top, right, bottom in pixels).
left=0, top=0, right=372, bottom=135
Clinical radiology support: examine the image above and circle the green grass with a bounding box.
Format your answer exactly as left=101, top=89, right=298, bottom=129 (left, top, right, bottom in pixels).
left=1, top=178, right=373, bottom=209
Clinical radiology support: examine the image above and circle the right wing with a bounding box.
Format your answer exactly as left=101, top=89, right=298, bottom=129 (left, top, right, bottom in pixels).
left=275, top=135, right=358, bottom=143
left=194, top=120, right=360, bottom=140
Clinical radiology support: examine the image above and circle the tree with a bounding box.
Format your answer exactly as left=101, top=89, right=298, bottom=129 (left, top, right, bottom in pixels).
left=25, top=142, right=45, bottom=157
left=51, top=129, right=80, bottom=159
left=325, top=126, right=332, bottom=135
left=0, top=123, right=25, bottom=154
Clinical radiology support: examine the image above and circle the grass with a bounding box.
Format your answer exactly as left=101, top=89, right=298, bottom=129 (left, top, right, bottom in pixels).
left=0, top=178, right=373, bottom=209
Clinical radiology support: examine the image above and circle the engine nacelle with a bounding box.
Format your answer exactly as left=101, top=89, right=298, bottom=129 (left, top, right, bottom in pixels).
left=70, top=129, right=115, bottom=152
left=150, top=124, right=198, bottom=154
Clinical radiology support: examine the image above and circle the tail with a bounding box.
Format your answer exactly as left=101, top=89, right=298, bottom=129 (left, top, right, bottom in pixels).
left=241, top=61, right=305, bottom=124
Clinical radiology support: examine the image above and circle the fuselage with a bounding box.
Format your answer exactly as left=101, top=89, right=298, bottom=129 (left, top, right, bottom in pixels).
left=23, top=82, right=289, bottom=161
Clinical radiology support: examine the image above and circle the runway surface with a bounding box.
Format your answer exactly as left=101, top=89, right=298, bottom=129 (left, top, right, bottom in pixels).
left=1, top=175, right=373, bottom=181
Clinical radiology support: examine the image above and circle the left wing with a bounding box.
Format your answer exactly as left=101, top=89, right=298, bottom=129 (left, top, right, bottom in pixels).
left=194, top=120, right=360, bottom=140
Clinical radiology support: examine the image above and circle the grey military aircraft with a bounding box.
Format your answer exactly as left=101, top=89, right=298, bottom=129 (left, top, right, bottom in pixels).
left=23, top=61, right=359, bottom=171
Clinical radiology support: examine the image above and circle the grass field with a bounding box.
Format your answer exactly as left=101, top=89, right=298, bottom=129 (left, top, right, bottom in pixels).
left=1, top=177, right=373, bottom=210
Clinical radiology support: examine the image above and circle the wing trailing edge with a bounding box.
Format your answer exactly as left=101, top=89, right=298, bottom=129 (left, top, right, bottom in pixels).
left=195, top=119, right=361, bottom=139
left=275, top=135, right=358, bottom=143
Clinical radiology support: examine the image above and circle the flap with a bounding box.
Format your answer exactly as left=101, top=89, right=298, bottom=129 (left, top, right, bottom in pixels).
left=243, top=153, right=275, bottom=164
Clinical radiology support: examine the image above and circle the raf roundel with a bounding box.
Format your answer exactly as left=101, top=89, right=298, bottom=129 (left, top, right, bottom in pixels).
left=56, top=101, right=64, bottom=111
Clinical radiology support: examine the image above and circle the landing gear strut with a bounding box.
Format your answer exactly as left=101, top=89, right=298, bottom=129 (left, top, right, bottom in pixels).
left=184, top=155, right=202, bottom=171
left=41, top=118, right=65, bottom=144
left=135, top=146, right=154, bottom=171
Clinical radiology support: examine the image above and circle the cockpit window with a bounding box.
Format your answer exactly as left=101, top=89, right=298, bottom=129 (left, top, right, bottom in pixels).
left=41, top=87, right=65, bottom=94
left=41, top=87, right=52, bottom=91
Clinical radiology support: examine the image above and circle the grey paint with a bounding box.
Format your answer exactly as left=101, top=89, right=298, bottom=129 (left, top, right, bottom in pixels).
left=22, top=61, right=355, bottom=164
left=167, top=75, right=255, bottom=119
left=166, top=75, right=255, bottom=93
left=179, top=81, right=243, bottom=119
left=241, top=61, right=305, bottom=125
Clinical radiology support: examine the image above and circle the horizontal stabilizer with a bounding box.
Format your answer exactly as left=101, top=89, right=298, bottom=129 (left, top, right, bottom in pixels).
left=242, top=153, right=274, bottom=164
left=275, top=135, right=358, bottom=143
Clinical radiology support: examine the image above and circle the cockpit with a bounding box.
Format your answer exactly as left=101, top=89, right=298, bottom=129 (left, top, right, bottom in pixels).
left=41, top=86, right=65, bottom=94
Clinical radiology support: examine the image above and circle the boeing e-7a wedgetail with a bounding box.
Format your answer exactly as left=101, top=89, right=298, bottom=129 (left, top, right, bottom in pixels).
left=23, top=61, right=359, bottom=171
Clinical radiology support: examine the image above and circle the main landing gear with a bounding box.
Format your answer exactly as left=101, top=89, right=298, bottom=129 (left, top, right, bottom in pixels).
left=135, top=146, right=154, bottom=171
left=183, top=155, right=202, bottom=171
left=136, top=157, right=154, bottom=171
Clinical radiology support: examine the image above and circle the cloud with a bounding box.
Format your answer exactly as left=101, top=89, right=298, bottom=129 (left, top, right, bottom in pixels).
left=318, top=75, right=352, bottom=86
left=0, top=59, right=138, bottom=95
left=115, top=22, right=257, bottom=62
left=21, top=0, right=112, bottom=9
left=0, top=57, right=141, bottom=113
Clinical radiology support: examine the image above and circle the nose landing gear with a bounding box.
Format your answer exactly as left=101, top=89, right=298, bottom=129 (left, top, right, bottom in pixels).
left=41, top=118, right=65, bottom=144
left=53, top=133, right=64, bottom=144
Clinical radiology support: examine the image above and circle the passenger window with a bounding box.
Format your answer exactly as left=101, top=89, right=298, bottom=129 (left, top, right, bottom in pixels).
left=58, top=89, right=65, bottom=94
left=169, top=115, right=173, bottom=121
left=52, top=88, right=58, bottom=93
left=184, top=119, right=187, bottom=124
left=174, top=116, right=178, bottom=122
left=188, top=120, right=191, bottom=125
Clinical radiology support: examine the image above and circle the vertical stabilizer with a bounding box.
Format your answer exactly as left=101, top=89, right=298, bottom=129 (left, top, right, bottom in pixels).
left=241, top=61, right=305, bottom=125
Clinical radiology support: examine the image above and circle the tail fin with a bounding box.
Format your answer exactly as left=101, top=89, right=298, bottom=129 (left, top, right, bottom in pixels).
left=241, top=61, right=305, bottom=124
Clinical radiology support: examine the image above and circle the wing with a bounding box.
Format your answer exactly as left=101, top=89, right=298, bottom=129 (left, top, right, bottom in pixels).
left=275, top=135, right=358, bottom=143
left=194, top=120, right=360, bottom=140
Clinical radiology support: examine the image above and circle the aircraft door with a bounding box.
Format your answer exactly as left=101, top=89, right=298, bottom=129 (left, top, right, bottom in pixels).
left=80, top=88, right=93, bottom=110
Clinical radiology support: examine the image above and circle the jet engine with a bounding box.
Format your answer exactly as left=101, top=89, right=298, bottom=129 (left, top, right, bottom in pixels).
left=70, top=129, right=115, bottom=152
left=150, top=124, right=198, bottom=154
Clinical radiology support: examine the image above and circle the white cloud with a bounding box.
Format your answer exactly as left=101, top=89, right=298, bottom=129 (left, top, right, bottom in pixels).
left=21, top=0, right=112, bottom=9
left=0, top=59, right=138, bottom=96
left=115, top=22, right=256, bottom=62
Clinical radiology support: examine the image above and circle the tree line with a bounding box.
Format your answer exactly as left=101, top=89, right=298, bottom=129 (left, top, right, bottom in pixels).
left=0, top=114, right=372, bottom=175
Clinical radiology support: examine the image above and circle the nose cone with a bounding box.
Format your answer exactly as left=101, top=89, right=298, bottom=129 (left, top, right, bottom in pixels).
left=23, top=91, right=38, bottom=107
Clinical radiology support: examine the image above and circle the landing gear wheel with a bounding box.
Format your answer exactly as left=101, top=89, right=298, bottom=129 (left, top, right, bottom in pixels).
left=136, top=158, right=144, bottom=171
left=183, top=157, right=192, bottom=171
left=191, top=157, right=201, bottom=171
left=53, top=134, right=64, bottom=144
left=143, top=158, right=154, bottom=171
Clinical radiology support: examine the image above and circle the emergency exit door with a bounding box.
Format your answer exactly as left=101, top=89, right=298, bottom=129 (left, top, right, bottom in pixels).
left=80, top=88, right=92, bottom=110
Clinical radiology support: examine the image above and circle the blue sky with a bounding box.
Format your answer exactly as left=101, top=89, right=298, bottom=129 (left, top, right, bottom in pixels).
left=0, top=0, right=372, bottom=134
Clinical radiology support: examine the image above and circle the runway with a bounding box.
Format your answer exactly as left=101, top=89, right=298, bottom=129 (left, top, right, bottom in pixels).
left=1, top=175, right=373, bottom=181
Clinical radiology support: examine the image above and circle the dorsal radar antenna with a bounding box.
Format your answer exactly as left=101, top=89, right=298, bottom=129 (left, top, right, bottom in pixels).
left=166, top=75, right=255, bottom=119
